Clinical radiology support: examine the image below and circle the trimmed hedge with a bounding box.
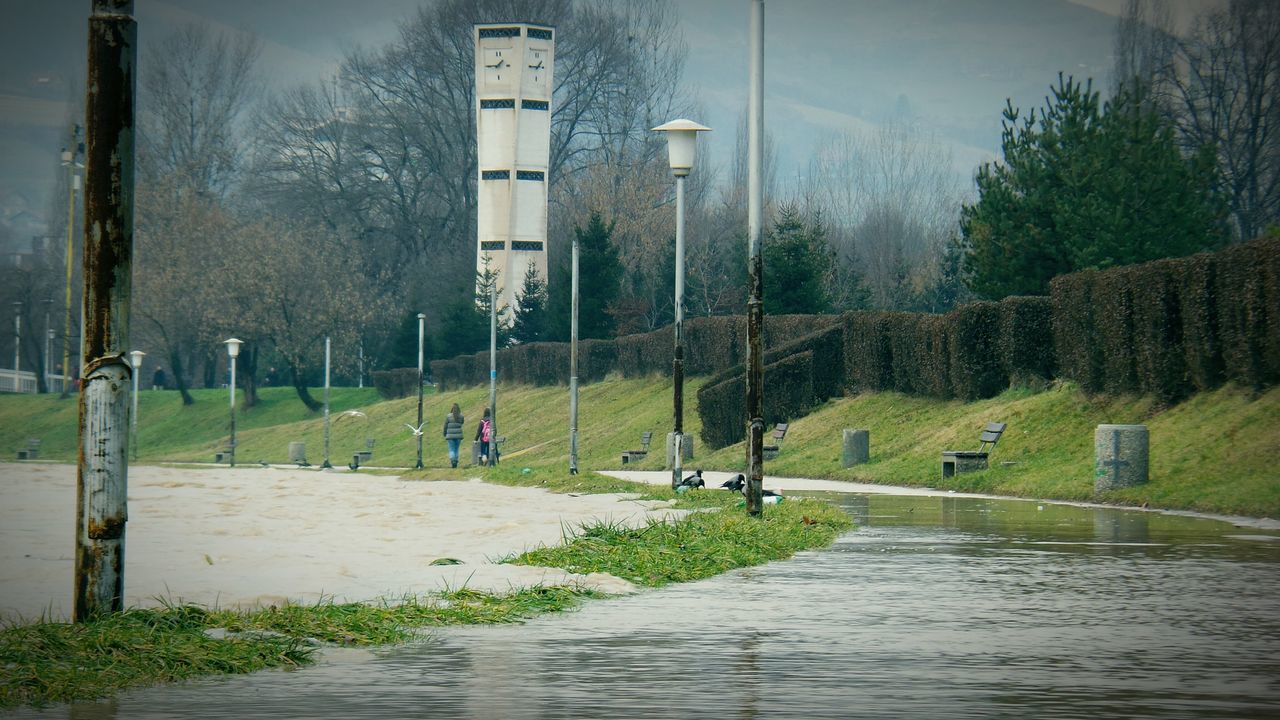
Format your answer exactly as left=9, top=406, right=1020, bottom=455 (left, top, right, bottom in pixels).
left=371, top=368, right=420, bottom=400
left=948, top=301, right=1005, bottom=401
left=696, top=350, right=816, bottom=449
left=1216, top=238, right=1280, bottom=390
left=842, top=311, right=894, bottom=392
left=1174, top=252, right=1222, bottom=391
left=997, top=296, right=1055, bottom=384
left=1051, top=268, right=1105, bottom=393
left=1131, top=258, right=1189, bottom=403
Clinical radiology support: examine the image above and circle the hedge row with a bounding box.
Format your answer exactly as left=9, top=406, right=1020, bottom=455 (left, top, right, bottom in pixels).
left=429, top=314, right=840, bottom=391
left=696, top=350, right=816, bottom=449
left=372, top=368, right=421, bottom=400
left=1050, top=236, right=1280, bottom=402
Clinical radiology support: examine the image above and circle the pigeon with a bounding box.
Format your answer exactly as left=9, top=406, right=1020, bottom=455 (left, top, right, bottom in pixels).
left=404, top=422, right=425, bottom=437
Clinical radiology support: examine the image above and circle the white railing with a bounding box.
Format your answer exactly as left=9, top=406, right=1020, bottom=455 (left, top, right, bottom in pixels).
left=0, top=370, right=71, bottom=394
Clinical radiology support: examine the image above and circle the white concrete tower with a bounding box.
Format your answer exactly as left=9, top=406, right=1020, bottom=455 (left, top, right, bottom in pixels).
left=474, top=22, right=555, bottom=315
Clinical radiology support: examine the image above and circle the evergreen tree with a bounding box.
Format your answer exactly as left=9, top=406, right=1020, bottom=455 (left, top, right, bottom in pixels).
left=509, top=264, right=548, bottom=344
left=435, top=254, right=509, bottom=356
left=764, top=204, right=835, bottom=315
left=547, top=212, right=622, bottom=340
left=960, top=75, right=1226, bottom=299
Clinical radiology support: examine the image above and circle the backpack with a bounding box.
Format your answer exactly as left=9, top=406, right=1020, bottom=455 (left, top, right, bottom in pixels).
left=482, top=419, right=492, bottom=442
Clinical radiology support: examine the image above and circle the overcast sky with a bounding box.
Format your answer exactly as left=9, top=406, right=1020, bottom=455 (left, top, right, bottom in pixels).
left=0, top=0, right=1220, bottom=249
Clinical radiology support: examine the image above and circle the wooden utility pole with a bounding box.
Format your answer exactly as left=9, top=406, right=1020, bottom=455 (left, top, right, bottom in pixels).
left=75, top=0, right=136, bottom=621
left=745, top=0, right=765, bottom=516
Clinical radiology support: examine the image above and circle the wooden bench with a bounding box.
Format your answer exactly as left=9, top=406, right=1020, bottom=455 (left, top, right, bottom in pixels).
left=621, top=431, right=653, bottom=464
left=941, top=422, right=1006, bottom=479
left=15, top=438, right=40, bottom=460
left=763, top=423, right=788, bottom=460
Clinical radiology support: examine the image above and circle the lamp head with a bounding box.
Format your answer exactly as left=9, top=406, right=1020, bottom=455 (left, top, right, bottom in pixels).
left=652, top=119, right=711, bottom=177
left=224, top=337, right=243, bottom=358
left=129, top=350, right=146, bottom=369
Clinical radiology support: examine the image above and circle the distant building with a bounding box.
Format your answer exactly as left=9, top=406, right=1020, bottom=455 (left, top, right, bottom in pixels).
left=474, top=22, right=555, bottom=315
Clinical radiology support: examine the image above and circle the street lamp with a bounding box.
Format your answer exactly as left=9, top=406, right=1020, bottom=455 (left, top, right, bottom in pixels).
left=12, top=301, right=22, bottom=392
left=652, top=118, right=710, bottom=489
left=224, top=338, right=242, bottom=467
left=416, top=313, right=425, bottom=470
left=42, top=298, right=52, bottom=392
left=129, top=350, right=145, bottom=460
left=322, top=336, right=332, bottom=469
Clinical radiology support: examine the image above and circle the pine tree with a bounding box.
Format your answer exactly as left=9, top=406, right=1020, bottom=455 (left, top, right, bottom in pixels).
left=435, top=254, right=509, bottom=356
left=547, top=212, right=622, bottom=340
left=764, top=204, right=835, bottom=315
left=509, top=264, right=548, bottom=344
left=960, top=75, right=1226, bottom=299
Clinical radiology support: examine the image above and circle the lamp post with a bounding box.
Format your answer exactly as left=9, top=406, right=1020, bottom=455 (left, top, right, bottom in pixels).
left=569, top=223, right=579, bottom=475
left=60, top=134, right=82, bottom=398
left=224, top=339, right=242, bottom=467
left=129, top=350, right=144, bottom=460
left=745, top=0, right=766, bottom=515
left=322, top=336, right=332, bottom=469
left=416, top=313, right=425, bottom=470
left=652, top=118, right=711, bottom=489
left=42, top=298, right=52, bottom=392
left=12, top=301, right=21, bottom=392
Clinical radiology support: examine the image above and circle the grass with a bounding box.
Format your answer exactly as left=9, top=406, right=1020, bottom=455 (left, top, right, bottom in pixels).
left=510, top=493, right=852, bottom=587
left=1, top=374, right=1276, bottom=516
left=0, top=586, right=600, bottom=709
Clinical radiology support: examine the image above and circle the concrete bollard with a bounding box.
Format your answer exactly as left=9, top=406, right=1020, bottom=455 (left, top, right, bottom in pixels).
left=665, top=432, right=695, bottom=468
left=842, top=429, right=869, bottom=467
left=288, top=442, right=306, bottom=464
left=1094, top=424, right=1149, bottom=494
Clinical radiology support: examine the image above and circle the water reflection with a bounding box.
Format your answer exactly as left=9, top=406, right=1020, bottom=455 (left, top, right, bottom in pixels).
left=11, top=495, right=1279, bottom=720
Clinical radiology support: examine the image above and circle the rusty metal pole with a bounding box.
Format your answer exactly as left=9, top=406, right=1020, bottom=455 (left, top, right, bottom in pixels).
left=75, top=0, right=136, bottom=621
left=745, top=0, right=765, bottom=516
left=569, top=232, right=579, bottom=475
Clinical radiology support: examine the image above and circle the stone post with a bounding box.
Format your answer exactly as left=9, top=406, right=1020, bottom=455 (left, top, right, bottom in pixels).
left=1094, top=424, right=1149, bottom=494
left=666, top=432, right=694, bottom=468
left=842, top=429, right=869, bottom=467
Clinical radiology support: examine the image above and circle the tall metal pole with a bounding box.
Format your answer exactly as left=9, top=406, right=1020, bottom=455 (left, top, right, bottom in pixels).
left=745, top=0, right=766, bottom=516
left=228, top=352, right=237, bottom=467
left=61, top=132, right=80, bottom=399
left=12, top=302, right=21, bottom=385
left=322, top=336, right=332, bottom=468
left=416, top=313, right=425, bottom=469
left=488, top=281, right=498, bottom=465
left=75, top=0, right=136, bottom=621
left=671, top=173, right=687, bottom=489
left=43, top=299, right=52, bottom=391
left=129, top=350, right=143, bottom=461
left=358, top=341, right=364, bottom=389
left=569, top=232, right=579, bottom=475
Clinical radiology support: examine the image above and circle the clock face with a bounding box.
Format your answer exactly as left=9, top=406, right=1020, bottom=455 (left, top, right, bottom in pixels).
left=483, top=47, right=511, bottom=85
left=524, top=46, right=548, bottom=88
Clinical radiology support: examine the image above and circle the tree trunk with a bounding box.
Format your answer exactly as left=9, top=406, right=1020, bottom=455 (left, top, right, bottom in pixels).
left=289, top=363, right=321, bottom=412
left=242, top=342, right=259, bottom=407
left=170, top=350, right=195, bottom=406
left=202, top=349, right=217, bottom=388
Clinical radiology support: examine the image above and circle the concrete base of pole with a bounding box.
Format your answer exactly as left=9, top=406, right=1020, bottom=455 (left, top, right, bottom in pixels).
left=1094, top=424, right=1149, bottom=494
left=665, top=432, right=694, bottom=468
left=842, top=429, right=869, bottom=467
left=288, top=442, right=306, bottom=464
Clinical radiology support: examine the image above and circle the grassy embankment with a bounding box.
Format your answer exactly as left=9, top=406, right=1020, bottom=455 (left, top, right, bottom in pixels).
left=0, top=374, right=1276, bottom=514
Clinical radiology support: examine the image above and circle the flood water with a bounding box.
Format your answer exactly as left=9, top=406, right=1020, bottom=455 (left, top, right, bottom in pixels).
left=12, top=493, right=1280, bottom=719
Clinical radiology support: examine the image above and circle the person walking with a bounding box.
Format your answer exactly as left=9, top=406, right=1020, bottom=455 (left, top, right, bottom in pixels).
left=151, top=366, right=166, bottom=391
left=442, top=403, right=465, bottom=468
left=475, top=408, right=493, bottom=466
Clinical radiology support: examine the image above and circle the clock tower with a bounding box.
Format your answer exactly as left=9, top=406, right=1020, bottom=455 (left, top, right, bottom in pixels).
left=474, top=22, right=554, bottom=316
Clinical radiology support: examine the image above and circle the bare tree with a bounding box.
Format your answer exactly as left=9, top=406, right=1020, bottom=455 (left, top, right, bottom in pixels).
left=806, top=122, right=967, bottom=311
left=1115, top=0, right=1280, bottom=240
left=139, top=22, right=262, bottom=196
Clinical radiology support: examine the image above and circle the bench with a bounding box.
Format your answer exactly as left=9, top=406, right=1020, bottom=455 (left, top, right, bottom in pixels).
left=15, top=438, right=40, bottom=460
left=763, top=423, right=788, bottom=460
left=621, top=431, right=654, bottom=464
left=941, top=422, right=1006, bottom=479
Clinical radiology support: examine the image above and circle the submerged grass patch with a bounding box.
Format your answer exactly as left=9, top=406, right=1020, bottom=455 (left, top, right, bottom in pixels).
left=509, top=493, right=852, bottom=587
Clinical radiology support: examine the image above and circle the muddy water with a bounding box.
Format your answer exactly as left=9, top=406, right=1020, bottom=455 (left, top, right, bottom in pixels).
left=13, top=494, right=1280, bottom=719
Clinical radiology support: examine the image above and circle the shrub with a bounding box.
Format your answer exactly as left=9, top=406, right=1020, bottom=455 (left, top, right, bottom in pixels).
left=1093, top=266, right=1138, bottom=395
left=371, top=368, right=420, bottom=400
left=1130, top=258, right=1189, bottom=403
left=696, top=351, right=816, bottom=449
left=1173, top=251, right=1222, bottom=392
left=1216, top=237, right=1280, bottom=390
left=841, top=311, right=894, bottom=392
left=1051, top=269, right=1105, bottom=393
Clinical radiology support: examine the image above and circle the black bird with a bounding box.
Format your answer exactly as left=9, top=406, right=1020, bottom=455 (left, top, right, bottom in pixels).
left=720, top=473, right=784, bottom=503
left=678, top=469, right=705, bottom=489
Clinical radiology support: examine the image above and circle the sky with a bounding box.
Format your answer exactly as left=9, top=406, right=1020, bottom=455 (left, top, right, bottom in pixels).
left=0, top=0, right=1221, bottom=252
